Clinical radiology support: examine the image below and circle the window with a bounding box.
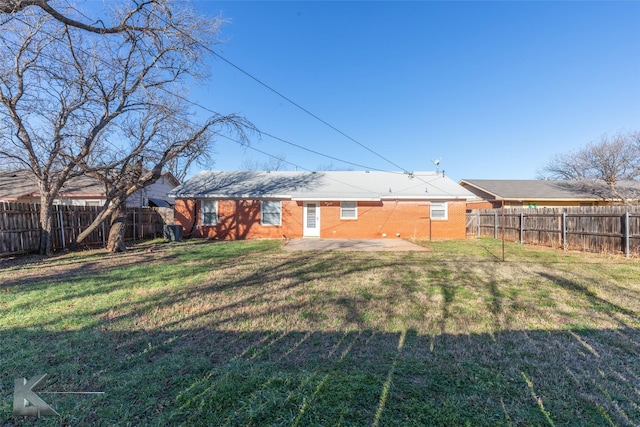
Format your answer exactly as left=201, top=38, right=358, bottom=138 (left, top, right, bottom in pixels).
left=201, top=200, right=218, bottom=225
left=340, top=201, right=357, bottom=219
left=261, top=201, right=282, bottom=226
left=430, top=202, right=448, bottom=220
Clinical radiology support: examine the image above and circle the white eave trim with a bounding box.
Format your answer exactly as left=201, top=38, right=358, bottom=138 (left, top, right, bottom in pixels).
left=499, top=197, right=609, bottom=202
left=172, top=194, right=293, bottom=200
left=380, top=195, right=472, bottom=201
left=292, top=197, right=380, bottom=202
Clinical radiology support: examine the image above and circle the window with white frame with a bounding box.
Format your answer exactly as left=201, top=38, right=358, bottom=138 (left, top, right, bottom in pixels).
left=430, top=202, right=448, bottom=220
left=261, top=201, right=282, bottom=226
left=340, top=201, right=357, bottom=219
left=201, top=200, right=218, bottom=225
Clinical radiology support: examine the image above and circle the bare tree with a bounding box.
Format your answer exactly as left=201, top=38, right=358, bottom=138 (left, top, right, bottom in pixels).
left=317, top=163, right=354, bottom=171
left=241, top=153, right=289, bottom=171
left=539, top=131, right=640, bottom=203
left=0, top=1, right=246, bottom=254
left=71, top=105, right=250, bottom=252
left=0, top=0, right=161, bottom=34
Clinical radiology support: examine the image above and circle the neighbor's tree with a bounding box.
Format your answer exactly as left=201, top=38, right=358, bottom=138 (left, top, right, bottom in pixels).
left=241, top=153, right=289, bottom=172
left=539, top=131, right=640, bottom=204
left=0, top=1, right=248, bottom=254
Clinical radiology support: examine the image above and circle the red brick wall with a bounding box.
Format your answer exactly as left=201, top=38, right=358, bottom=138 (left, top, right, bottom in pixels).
left=431, top=200, right=467, bottom=239
left=174, top=198, right=466, bottom=240
left=174, top=199, right=303, bottom=239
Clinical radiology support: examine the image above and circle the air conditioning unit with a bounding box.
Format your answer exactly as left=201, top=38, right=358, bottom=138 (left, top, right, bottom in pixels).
left=163, top=225, right=182, bottom=241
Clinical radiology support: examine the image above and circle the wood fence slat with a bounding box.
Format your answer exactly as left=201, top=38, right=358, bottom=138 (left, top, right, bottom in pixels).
left=0, top=203, right=168, bottom=256
left=467, top=206, right=640, bottom=256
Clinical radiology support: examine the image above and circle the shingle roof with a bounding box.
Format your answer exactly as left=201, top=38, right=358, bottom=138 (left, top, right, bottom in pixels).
left=460, top=179, right=640, bottom=201
left=171, top=171, right=475, bottom=201
left=0, top=170, right=180, bottom=201
left=0, top=170, right=106, bottom=200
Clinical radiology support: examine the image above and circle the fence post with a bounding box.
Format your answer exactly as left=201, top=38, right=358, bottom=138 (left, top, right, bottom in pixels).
left=625, top=211, right=630, bottom=259
left=562, top=212, right=567, bottom=252
left=494, top=212, right=498, bottom=239
left=477, top=211, right=480, bottom=237
left=520, top=212, right=524, bottom=244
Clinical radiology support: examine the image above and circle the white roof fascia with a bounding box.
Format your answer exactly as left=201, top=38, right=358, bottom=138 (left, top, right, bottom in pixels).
left=191, top=194, right=293, bottom=200
left=292, top=197, right=381, bottom=202
left=379, top=195, right=470, bottom=201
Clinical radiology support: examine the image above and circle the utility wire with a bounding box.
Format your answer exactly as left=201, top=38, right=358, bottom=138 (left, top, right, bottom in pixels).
left=157, top=84, right=386, bottom=172
left=218, top=133, right=396, bottom=196
left=8, top=12, right=383, bottom=174
left=260, top=131, right=388, bottom=172
left=154, top=12, right=460, bottom=196
left=144, top=7, right=409, bottom=173
left=209, top=52, right=409, bottom=172
left=8, top=6, right=461, bottom=197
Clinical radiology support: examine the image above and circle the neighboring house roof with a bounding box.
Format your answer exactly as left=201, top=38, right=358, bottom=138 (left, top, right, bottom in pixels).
left=0, top=170, right=41, bottom=200
left=0, top=169, right=108, bottom=200
left=170, top=170, right=475, bottom=201
left=159, top=172, right=181, bottom=188
left=0, top=169, right=179, bottom=201
left=459, top=179, right=640, bottom=202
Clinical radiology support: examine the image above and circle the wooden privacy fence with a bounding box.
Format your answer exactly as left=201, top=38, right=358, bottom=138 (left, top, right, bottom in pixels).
left=466, top=206, right=640, bottom=258
left=0, top=202, right=170, bottom=256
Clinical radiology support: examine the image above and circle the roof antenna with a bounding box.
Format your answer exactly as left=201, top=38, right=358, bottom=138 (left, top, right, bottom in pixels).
left=431, top=157, right=441, bottom=173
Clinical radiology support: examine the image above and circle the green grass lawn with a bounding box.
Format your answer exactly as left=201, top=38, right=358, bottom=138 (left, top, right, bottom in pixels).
left=1, top=238, right=639, bottom=426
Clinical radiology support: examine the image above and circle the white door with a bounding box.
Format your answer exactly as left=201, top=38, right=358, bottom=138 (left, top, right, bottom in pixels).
left=303, top=202, right=320, bottom=237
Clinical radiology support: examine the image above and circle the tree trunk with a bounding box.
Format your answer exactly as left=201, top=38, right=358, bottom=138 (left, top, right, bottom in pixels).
left=106, top=204, right=127, bottom=252
left=38, top=201, right=53, bottom=255
left=68, top=206, right=110, bottom=250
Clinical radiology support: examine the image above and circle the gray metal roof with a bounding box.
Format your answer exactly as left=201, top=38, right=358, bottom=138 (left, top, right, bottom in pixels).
left=171, top=170, right=475, bottom=201
left=460, top=179, right=640, bottom=201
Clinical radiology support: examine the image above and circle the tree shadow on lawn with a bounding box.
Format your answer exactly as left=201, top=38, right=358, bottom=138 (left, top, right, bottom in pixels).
left=2, top=243, right=640, bottom=425
left=538, top=272, right=640, bottom=325
left=1, top=323, right=639, bottom=426
left=0, top=238, right=259, bottom=292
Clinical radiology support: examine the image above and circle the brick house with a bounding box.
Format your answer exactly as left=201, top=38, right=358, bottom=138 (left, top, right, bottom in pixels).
left=170, top=170, right=475, bottom=240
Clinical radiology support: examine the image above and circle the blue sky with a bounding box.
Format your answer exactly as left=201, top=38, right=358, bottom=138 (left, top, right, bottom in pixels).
left=186, top=1, right=640, bottom=181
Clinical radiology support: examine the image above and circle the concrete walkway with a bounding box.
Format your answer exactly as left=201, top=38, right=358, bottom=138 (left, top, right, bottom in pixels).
left=282, top=238, right=429, bottom=252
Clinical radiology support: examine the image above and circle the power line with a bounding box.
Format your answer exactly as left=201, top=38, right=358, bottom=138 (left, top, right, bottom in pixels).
left=6, top=5, right=461, bottom=197
left=144, top=7, right=410, bottom=173
left=209, top=52, right=409, bottom=172
left=260, top=131, right=388, bottom=172
left=218, top=134, right=392, bottom=196
left=7, top=11, right=383, bottom=174
left=148, top=8, right=461, bottom=196
left=156, top=84, right=387, bottom=172
left=165, top=80, right=460, bottom=196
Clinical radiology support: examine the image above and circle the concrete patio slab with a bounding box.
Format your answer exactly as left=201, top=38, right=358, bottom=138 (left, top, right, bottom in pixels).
left=282, top=238, right=429, bottom=252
